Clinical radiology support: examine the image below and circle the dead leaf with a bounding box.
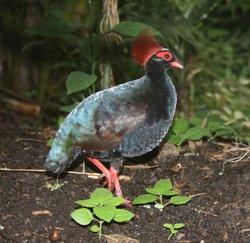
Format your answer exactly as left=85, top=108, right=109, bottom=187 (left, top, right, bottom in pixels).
left=103, top=234, right=139, bottom=243
left=31, top=210, right=52, bottom=216
left=196, top=166, right=210, bottom=171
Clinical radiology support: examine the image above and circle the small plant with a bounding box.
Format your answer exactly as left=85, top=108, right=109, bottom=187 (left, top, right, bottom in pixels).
left=163, top=223, right=185, bottom=240
left=70, top=188, right=134, bottom=239
left=166, top=115, right=238, bottom=148
left=132, top=179, right=191, bottom=211
left=166, top=117, right=210, bottom=148
left=45, top=181, right=64, bottom=191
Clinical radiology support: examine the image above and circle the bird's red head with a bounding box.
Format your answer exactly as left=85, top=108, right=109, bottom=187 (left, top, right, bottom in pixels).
left=131, top=34, right=183, bottom=69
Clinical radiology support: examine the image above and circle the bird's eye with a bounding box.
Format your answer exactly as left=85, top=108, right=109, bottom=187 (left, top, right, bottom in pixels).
left=155, top=50, right=173, bottom=61
left=164, top=52, right=172, bottom=61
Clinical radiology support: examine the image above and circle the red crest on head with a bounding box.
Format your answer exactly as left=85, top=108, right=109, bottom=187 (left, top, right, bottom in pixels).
left=131, top=34, right=163, bottom=66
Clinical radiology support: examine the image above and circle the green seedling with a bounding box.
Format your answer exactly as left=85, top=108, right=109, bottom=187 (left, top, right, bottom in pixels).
left=45, top=181, right=64, bottom=191
left=70, top=188, right=134, bottom=239
left=163, top=223, right=185, bottom=240
left=132, top=179, right=191, bottom=211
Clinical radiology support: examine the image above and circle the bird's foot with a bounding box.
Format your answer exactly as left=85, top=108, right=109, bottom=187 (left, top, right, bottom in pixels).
left=87, top=157, right=131, bottom=206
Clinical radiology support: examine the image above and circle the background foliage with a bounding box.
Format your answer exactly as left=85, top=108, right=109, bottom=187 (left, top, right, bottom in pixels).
left=0, top=0, right=249, bottom=142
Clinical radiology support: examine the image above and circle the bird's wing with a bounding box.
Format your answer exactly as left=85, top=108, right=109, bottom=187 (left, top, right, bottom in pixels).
left=88, top=96, right=147, bottom=151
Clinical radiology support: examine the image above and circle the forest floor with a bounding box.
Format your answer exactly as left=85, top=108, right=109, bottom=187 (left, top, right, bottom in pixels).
left=0, top=113, right=249, bottom=243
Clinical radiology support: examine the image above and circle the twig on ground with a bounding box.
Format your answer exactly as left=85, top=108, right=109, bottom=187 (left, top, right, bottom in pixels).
left=241, top=229, right=250, bottom=233
left=222, top=146, right=250, bottom=170
left=194, top=207, right=218, bottom=217
left=0, top=167, right=131, bottom=181
left=190, top=192, right=207, bottom=198
left=15, top=138, right=45, bottom=143
left=124, top=164, right=158, bottom=169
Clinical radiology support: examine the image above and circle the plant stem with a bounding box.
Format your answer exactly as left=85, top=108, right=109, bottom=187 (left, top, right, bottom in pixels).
left=98, top=220, right=104, bottom=240
left=167, top=233, right=172, bottom=240
left=159, top=194, right=163, bottom=206
left=103, top=61, right=112, bottom=89
left=163, top=202, right=170, bottom=209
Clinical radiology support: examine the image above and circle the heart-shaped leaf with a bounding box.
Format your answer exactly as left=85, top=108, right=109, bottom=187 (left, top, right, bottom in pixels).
left=90, top=188, right=113, bottom=204
left=70, top=208, right=93, bottom=225
left=93, top=205, right=116, bottom=223
left=66, top=71, right=97, bottom=95
left=154, top=179, right=173, bottom=192
left=113, top=209, right=135, bottom=223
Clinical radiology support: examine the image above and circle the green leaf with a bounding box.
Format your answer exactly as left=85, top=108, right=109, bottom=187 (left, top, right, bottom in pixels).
left=172, top=118, right=189, bottom=134
left=57, top=116, right=65, bottom=127
left=90, top=225, right=101, bottom=233
left=93, top=205, right=116, bottom=223
left=167, top=134, right=182, bottom=145
left=111, top=21, right=161, bottom=37
left=145, top=188, right=162, bottom=195
left=90, top=188, right=113, bottom=204
left=190, top=117, right=203, bottom=127
left=174, top=223, right=185, bottom=229
left=179, top=127, right=210, bottom=146
left=170, top=228, right=178, bottom=234
left=102, top=197, right=126, bottom=206
left=113, top=209, right=135, bottom=223
left=26, top=20, right=72, bottom=37
left=59, top=103, right=78, bottom=113
left=70, top=208, right=93, bottom=226
left=146, top=179, right=174, bottom=196
left=75, top=199, right=98, bottom=208
left=132, top=194, right=157, bottom=205
left=207, top=121, right=221, bottom=131
left=211, top=125, right=236, bottom=139
left=169, top=196, right=191, bottom=205
left=66, top=71, right=97, bottom=95
left=162, top=190, right=180, bottom=196
left=46, top=138, right=54, bottom=147
left=163, top=223, right=174, bottom=229
left=154, top=179, right=173, bottom=192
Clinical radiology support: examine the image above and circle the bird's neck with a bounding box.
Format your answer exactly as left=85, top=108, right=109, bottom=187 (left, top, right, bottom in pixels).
left=144, top=59, right=177, bottom=122
left=145, top=60, right=175, bottom=91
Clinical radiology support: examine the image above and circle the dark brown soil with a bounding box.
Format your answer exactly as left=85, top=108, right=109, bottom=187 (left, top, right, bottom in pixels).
left=0, top=114, right=249, bottom=243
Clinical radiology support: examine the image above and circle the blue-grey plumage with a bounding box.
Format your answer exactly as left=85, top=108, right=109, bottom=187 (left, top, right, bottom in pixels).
left=45, top=37, right=183, bottom=179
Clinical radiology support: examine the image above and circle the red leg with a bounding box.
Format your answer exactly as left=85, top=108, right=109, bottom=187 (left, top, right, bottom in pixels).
left=87, top=157, right=130, bottom=205
left=109, top=166, right=123, bottom=197
left=87, top=157, right=114, bottom=190
left=109, top=166, right=131, bottom=206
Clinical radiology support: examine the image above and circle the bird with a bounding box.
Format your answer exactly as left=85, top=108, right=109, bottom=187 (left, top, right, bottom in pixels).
left=45, top=33, right=183, bottom=200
